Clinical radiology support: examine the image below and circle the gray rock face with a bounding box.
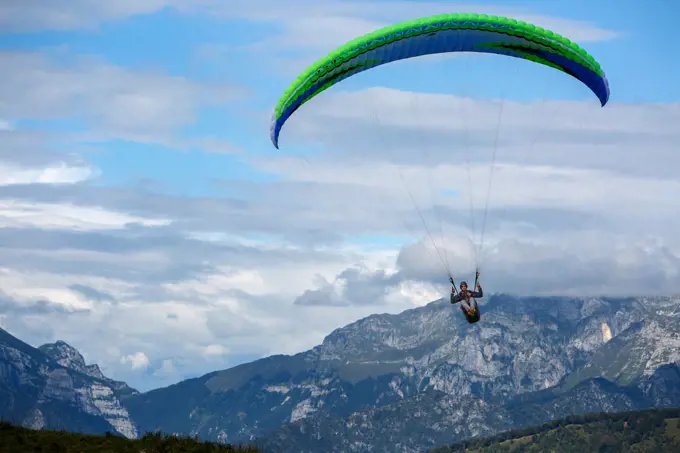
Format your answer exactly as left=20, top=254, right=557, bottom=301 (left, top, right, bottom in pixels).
left=258, top=365, right=680, bottom=453
left=0, top=327, right=139, bottom=438
left=38, top=340, right=136, bottom=397
left=124, top=294, right=680, bottom=451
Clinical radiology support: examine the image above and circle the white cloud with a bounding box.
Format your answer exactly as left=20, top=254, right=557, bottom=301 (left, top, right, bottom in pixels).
left=0, top=199, right=171, bottom=231
left=121, top=351, right=151, bottom=370
left=0, top=0, right=172, bottom=32
left=192, top=0, right=621, bottom=76
left=204, top=1, right=620, bottom=45
left=201, top=344, right=229, bottom=357
left=1, top=0, right=622, bottom=44
left=153, top=359, right=181, bottom=381
left=0, top=50, right=246, bottom=146
left=0, top=162, right=93, bottom=186
left=244, top=87, right=680, bottom=302
left=277, top=88, right=677, bottom=148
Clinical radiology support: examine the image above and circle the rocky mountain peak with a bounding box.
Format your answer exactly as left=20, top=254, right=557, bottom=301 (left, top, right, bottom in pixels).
left=36, top=340, right=136, bottom=395
left=38, top=340, right=90, bottom=375
left=2, top=330, right=139, bottom=439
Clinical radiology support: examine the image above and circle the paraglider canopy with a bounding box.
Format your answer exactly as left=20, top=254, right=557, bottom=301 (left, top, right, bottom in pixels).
left=270, top=12, right=610, bottom=149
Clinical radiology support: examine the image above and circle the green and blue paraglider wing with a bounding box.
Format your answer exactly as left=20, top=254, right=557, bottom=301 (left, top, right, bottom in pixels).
left=270, top=12, right=610, bottom=148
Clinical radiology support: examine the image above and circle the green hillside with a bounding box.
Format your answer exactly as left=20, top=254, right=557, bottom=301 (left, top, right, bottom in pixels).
left=428, top=408, right=680, bottom=453
left=0, top=421, right=262, bottom=453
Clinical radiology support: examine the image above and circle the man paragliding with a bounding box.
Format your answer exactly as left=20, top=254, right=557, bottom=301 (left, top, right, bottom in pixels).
left=450, top=272, right=483, bottom=324
left=269, top=13, right=610, bottom=325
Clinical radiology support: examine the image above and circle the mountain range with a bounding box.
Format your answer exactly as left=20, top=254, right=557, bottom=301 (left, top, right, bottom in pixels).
left=2, top=293, right=680, bottom=452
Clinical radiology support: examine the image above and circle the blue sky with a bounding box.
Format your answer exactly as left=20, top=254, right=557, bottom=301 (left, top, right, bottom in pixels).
left=1, top=0, right=679, bottom=392
left=2, top=0, right=677, bottom=196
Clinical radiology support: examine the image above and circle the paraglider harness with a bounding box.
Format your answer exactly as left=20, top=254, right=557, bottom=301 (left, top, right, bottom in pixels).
left=450, top=270, right=481, bottom=324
